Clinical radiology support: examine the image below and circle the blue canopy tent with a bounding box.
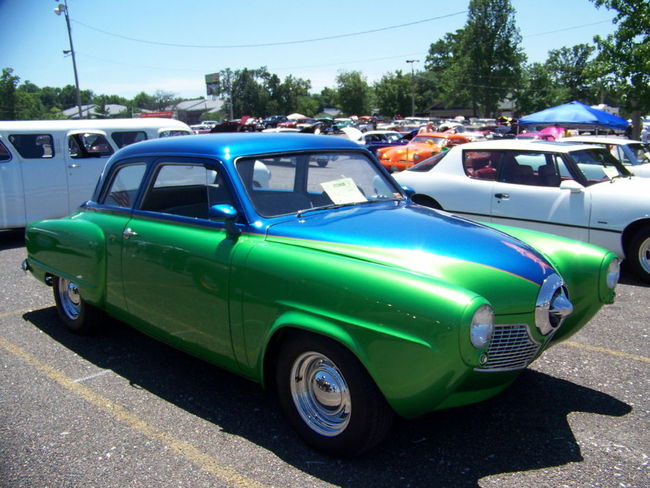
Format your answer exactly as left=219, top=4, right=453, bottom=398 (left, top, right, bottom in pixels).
left=518, top=101, right=629, bottom=131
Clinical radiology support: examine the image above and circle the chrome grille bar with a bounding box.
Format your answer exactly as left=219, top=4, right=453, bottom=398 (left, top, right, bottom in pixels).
left=478, top=324, right=541, bottom=371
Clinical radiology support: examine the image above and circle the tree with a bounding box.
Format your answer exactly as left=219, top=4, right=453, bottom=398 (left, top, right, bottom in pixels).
left=516, top=62, right=566, bottom=115
left=545, top=44, right=598, bottom=103
left=423, top=30, right=470, bottom=110
left=15, top=91, right=48, bottom=119
left=590, top=0, right=650, bottom=137
left=315, top=87, right=338, bottom=113
left=373, top=71, right=412, bottom=117
left=336, top=71, right=371, bottom=116
left=456, top=0, right=525, bottom=117
left=0, top=68, right=20, bottom=120
left=132, top=91, right=158, bottom=111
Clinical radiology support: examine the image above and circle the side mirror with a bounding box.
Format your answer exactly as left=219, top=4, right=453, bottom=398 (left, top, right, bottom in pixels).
left=209, top=204, right=241, bottom=239
left=559, top=179, right=584, bottom=193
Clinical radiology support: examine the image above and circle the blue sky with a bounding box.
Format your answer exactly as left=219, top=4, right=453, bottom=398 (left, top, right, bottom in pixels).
left=1, top=0, right=618, bottom=100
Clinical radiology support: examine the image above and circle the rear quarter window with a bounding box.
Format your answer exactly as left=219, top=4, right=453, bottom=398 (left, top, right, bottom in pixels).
left=111, top=131, right=147, bottom=148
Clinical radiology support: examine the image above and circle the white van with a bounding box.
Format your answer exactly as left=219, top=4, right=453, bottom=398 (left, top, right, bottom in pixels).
left=0, top=118, right=192, bottom=229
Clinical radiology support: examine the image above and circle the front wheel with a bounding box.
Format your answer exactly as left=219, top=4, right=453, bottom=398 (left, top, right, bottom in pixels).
left=275, top=333, right=394, bottom=456
left=627, top=226, right=650, bottom=283
left=53, top=276, right=98, bottom=334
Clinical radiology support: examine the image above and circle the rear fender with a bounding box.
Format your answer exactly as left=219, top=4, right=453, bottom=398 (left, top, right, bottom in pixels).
left=26, top=218, right=107, bottom=305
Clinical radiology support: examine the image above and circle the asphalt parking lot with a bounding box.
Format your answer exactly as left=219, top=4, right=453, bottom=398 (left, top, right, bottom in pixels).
left=1, top=228, right=648, bottom=488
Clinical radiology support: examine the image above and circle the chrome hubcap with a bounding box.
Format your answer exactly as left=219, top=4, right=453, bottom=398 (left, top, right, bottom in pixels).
left=639, top=237, right=650, bottom=275
left=58, top=277, right=81, bottom=320
left=289, top=352, right=351, bottom=437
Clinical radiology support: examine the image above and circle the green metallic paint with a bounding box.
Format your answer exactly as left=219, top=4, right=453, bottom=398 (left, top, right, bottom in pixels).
left=24, top=209, right=617, bottom=420
left=26, top=216, right=106, bottom=304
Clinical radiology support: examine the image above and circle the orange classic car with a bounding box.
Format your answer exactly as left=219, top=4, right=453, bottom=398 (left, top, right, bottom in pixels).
left=376, top=132, right=471, bottom=172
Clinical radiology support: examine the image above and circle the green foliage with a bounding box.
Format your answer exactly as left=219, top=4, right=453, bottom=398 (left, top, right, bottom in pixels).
left=545, top=44, right=598, bottom=102
left=200, top=111, right=226, bottom=122
left=0, top=68, right=19, bottom=120
left=458, top=0, right=525, bottom=116
left=373, top=71, right=412, bottom=117
left=517, top=63, right=566, bottom=114
left=208, top=66, right=314, bottom=118
left=336, top=71, right=371, bottom=116
left=420, top=0, right=525, bottom=117
left=590, top=0, right=650, bottom=113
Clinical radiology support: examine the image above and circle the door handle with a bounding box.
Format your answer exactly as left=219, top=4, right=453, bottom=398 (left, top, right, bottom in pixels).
left=122, top=228, right=138, bottom=239
left=68, top=163, right=80, bottom=168
left=494, top=193, right=510, bottom=199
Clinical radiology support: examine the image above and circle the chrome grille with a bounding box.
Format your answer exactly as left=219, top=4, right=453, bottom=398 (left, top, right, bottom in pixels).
left=478, top=324, right=541, bottom=371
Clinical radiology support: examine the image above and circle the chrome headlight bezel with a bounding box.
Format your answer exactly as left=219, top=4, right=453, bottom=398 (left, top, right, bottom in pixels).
left=535, top=273, right=573, bottom=336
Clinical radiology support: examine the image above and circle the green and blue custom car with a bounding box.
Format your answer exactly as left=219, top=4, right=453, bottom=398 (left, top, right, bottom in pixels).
left=23, top=133, right=619, bottom=455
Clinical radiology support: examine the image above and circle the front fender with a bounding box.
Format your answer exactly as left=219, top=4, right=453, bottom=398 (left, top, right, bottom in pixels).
left=239, top=242, right=490, bottom=418
left=25, top=218, right=107, bottom=305
left=487, top=223, right=617, bottom=342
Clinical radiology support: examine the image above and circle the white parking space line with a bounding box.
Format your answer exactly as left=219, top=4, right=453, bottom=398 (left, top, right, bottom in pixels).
left=0, top=336, right=268, bottom=488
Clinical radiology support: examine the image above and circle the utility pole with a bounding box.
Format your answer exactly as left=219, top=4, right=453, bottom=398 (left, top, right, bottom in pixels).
left=406, top=59, right=419, bottom=117
left=54, top=0, right=83, bottom=118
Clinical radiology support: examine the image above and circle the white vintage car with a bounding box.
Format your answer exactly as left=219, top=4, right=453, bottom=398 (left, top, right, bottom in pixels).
left=562, top=136, right=650, bottom=177
left=394, top=139, right=650, bottom=282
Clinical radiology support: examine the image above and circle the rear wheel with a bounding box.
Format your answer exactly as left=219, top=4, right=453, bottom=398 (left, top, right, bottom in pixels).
left=53, top=276, right=99, bottom=333
left=275, top=333, right=394, bottom=457
left=627, top=226, right=650, bottom=283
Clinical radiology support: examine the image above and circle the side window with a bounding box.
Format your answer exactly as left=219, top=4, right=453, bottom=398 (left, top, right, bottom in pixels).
left=68, top=133, right=114, bottom=158
left=464, top=150, right=499, bottom=180
left=159, top=129, right=190, bottom=138
left=497, top=152, right=568, bottom=187
left=102, top=163, right=147, bottom=208
left=0, top=140, right=11, bottom=162
left=140, top=163, right=233, bottom=219
left=111, top=131, right=147, bottom=148
left=8, top=134, right=54, bottom=158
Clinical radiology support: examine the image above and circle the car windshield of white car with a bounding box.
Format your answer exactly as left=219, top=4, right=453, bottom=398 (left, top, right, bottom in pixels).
left=236, top=152, right=403, bottom=217
left=630, top=143, right=650, bottom=164
left=569, top=148, right=632, bottom=184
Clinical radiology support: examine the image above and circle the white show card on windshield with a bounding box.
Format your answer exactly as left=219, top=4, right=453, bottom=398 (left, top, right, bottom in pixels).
left=321, top=177, right=367, bottom=204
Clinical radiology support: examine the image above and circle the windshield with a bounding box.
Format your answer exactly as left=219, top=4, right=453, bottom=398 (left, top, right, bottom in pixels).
left=629, top=143, right=650, bottom=164
left=236, top=152, right=403, bottom=217
left=568, top=148, right=632, bottom=184
left=412, top=136, right=446, bottom=145
left=407, top=151, right=448, bottom=172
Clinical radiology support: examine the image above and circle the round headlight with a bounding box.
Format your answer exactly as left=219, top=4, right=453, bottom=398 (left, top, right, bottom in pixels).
left=470, top=305, right=494, bottom=349
left=607, top=258, right=620, bottom=290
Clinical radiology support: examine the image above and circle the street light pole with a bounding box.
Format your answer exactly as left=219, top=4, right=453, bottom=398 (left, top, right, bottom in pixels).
left=54, top=0, right=83, bottom=119
left=406, top=59, right=419, bottom=117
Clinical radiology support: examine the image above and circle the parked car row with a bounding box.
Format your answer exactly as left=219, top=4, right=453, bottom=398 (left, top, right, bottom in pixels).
left=23, top=132, right=619, bottom=457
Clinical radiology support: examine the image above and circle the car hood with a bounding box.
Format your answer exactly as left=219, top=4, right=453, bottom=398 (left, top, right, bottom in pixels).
left=265, top=202, right=556, bottom=313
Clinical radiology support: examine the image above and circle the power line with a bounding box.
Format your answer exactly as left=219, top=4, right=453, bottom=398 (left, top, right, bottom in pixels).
left=524, top=19, right=612, bottom=38
left=71, top=11, right=467, bottom=49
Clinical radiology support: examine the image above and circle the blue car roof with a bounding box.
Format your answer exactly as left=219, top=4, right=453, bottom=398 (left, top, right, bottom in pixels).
left=112, top=133, right=362, bottom=164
